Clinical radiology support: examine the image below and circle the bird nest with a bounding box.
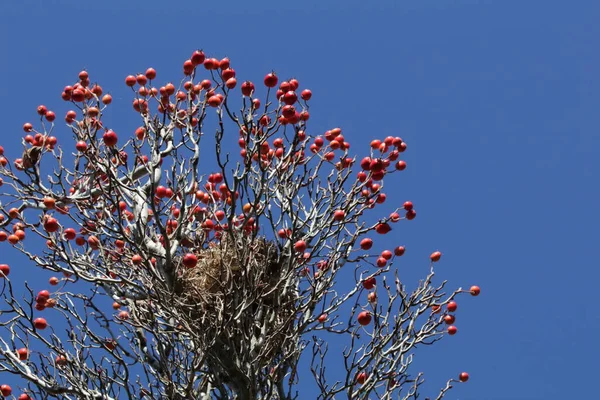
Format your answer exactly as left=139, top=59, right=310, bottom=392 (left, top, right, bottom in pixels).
left=178, top=234, right=286, bottom=309
left=175, top=233, right=300, bottom=385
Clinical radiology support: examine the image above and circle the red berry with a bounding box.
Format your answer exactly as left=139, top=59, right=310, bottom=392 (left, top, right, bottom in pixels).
left=396, top=160, right=407, bottom=170
left=264, top=72, right=278, bottom=88
left=376, top=257, right=387, bottom=267
left=333, top=210, right=345, bottom=221
left=223, top=77, right=236, bottom=89
left=362, top=277, right=376, bottom=290
left=136, top=74, right=148, bottom=86
left=282, top=91, right=298, bottom=105
left=360, top=238, right=373, bottom=250
left=125, top=75, right=137, bottom=87
left=17, top=347, right=29, bottom=360
left=294, top=240, right=307, bottom=253
left=103, top=130, right=118, bottom=147
left=43, top=217, right=59, bottom=233
left=183, top=59, right=194, bottom=75
left=241, top=81, right=255, bottom=96
left=222, top=68, right=236, bottom=80
left=356, top=371, right=368, bottom=384
left=219, top=57, right=230, bottom=70
left=36, top=290, right=50, bottom=303
left=301, top=89, right=312, bottom=100
left=145, top=67, right=157, bottom=80
left=375, top=223, right=391, bottom=234
left=394, top=246, right=405, bottom=256
left=49, top=277, right=59, bottom=285
left=357, top=311, right=372, bottom=326
left=459, top=372, right=469, bottom=382
left=470, top=285, right=481, bottom=296
left=447, top=325, right=457, bottom=335
left=37, top=105, right=47, bottom=115
left=447, top=301, right=457, bottom=312
left=207, top=96, right=222, bottom=107
left=403, top=201, right=413, bottom=210
left=0, top=385, right=11, bottom=396
left=33, top=317, right=47, bottom=330
left=63, top=228, right=76, bottom=240
left=0, top=264, right=9, bottom=277
left=444, top=315, right=455, bottom=324
left=45, top=111, right=56, bottom=122
left=405, top=209, right=416, bottom=220
left=190, top=50, right=206, bottom=66
left=318, top=313, right=327, bottom=323
left=182, top=253, right=198, bottom=268
left=131, top=254, right=143, bottom=265
left=430, top=251, right=442, bottom=262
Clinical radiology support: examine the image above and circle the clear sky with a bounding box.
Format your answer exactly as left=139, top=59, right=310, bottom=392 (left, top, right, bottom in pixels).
left=0, top=0, right=598, bottom=399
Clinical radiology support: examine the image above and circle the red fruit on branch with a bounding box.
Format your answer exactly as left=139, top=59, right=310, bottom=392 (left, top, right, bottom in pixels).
left=356, top=371, right=367, bottom=384
left=470, top=285, right=481, bottom=296
left=145, top=67, right=157, bottom=80
left=33, top=318, right=47, bottom=330
left=45, top=111, right=56, bottom=122
left=447, top=301, right=457, bottom=312
left=381, top=250, right=392, bottom=260
left=63, top=228, right=76, bottom=240
left=103, top=130, right=118, bottom=147
left=43, top=217, right=60, bottom=233
left=375, top=222, right=391, bottom=234
left=394, top=246, right=405, bottom=256
left=36, top=290, right=50, bottom=303
left=190, top=50, right=205, bottom=66
left=0, top=385, right=12, bottom=396
left=294, top=240, right=307, bottom=253
left=182, top=253, right=198, bottom=268
left=333, top=210, right=345, bottom=221
left=264, top=72, right=278, bottom=88
left=459, top=372, right=469, bottom=382
left=357, top=311, right=372, bottom=326
left=17, top=347, right=29, bottom=360
left=447, top=325, right=457, bottom=335
left=125, top=75, right=137, bottom=87
left=362, top=277, right=376, bottom=290
left=131, top=254, right=143, bottom=265
left=241, top=81, right=255, bottom=96
left=430, top=251, right=442, bottom=262
left=0, top=264, right=9, bottom=277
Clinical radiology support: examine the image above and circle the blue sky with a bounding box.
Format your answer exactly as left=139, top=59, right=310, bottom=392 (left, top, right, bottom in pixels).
left=0, top=0, right=599, bottom=399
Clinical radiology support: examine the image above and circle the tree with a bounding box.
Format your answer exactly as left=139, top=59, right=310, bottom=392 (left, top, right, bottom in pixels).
left=0, top=50, right=480, bottom=399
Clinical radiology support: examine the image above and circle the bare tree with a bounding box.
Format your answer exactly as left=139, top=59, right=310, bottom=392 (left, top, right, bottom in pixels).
left=0, top=50, right=480, bottom=399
